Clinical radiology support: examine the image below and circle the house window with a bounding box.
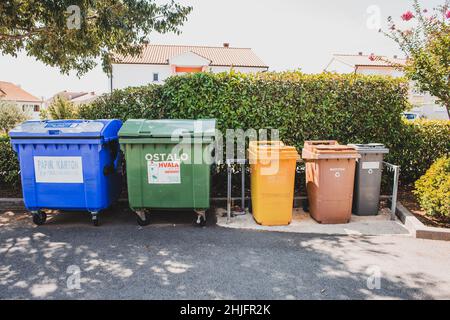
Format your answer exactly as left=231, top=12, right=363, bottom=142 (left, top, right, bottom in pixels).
left=21, top=104, right=37, bottom=113
left=153, top=73, right=159, bottom=82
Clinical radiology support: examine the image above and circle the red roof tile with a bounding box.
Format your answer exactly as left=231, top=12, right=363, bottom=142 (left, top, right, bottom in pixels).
left=114, top=44, right=268, bottom=68
left=0, top=81, right=41, bottom=102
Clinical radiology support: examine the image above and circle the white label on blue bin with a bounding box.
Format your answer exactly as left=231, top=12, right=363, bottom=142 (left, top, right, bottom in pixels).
left=147, top=160, right=181, bottom=184
left=362, top=161, right=380, bottom=170
left=34, top=156, right=83, bottom=183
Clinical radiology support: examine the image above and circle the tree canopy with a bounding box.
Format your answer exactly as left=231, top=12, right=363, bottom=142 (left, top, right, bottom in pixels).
left=0, top=0, right=192, bottom=76
left=384, top=0, right=450, bottom=118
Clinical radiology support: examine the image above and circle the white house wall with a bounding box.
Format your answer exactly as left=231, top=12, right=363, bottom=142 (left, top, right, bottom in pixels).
left=1, top=100, right=42, bottom=119
left=325, top=59, right=448, bottom=120
left=111, top=64, right=267, bottom=90
left=111, top=64, right=172, bottom=90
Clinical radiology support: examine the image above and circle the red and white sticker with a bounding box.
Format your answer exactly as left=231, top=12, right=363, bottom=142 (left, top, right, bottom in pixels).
left=147, top=161, right=181, bottom=184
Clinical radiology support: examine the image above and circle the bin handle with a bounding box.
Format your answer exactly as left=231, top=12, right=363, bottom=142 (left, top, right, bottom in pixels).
left=306, top=140, right=337, bottom=146
left=139, top=129, right=194, bottom=135
left=250, top=141, right=285, bottom=147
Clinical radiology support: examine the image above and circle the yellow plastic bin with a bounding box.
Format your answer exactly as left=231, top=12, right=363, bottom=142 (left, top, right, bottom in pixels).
left=248, top=141, right=300, bottom=226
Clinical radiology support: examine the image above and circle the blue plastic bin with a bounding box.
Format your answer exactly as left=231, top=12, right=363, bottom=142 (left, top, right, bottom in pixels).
left=9, top=120, right=123, bottom=226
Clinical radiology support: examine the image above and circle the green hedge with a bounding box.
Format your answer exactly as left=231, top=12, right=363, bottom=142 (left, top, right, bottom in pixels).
left=80, top=72, right=408, bottom=152
left=0, top=135, right=20, bottom=188
left=391, top=120, right=450, bottom=183
left=2, top=72, right=448, bottom=191
left=414, top=156, right=450, bottom=217
left=79, top=71, right=450, bottom=184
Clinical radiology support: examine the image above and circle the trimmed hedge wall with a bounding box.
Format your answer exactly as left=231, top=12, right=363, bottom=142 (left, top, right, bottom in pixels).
left=80, top=72, right=448, bottom=184
left=0, top=135, right=20, bottom=188
left=80, top=72, right=408, bottom=151
left=391, top=120, right=450, bottom=183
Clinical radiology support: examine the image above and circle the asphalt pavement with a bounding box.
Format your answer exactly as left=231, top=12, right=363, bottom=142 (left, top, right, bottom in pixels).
left=0, top=208, right=449, bottom=299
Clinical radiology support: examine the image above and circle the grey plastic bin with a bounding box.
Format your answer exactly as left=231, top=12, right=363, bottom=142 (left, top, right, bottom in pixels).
left=349, top=144, right=389, bottom=216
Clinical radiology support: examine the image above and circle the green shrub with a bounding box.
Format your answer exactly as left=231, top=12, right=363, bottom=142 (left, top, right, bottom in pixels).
left=0, top=135, right=20, bottom=188
left=414, top=156, right=450, bottom=217
left=44, top=96, right=78, bottom=120
left=78, top=84, right=163, bottom=120
left=0, top=102, right=30, bottom=134
left=389, top=120, right=450, bottom=183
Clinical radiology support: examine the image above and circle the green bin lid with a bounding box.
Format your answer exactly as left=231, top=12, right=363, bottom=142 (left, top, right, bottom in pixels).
left=118, top=119, right=216, bottom=138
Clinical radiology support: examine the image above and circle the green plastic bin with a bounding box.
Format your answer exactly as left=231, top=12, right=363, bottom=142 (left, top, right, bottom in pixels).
left=119, top=119, right=216, bottom=226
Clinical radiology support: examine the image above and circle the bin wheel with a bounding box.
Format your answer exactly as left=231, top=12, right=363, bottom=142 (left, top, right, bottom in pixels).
left=195, top=214, right=207, bottom=227
left=91, top=213, right=100, bottom=227
left=32, top=211, right=47, bottom=226
left=195, top=208, right=216, bottom=227
left=136, top=211, right=150, bottom=226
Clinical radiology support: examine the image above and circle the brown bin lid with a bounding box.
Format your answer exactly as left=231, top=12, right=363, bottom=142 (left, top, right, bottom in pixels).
left=313, top=145, right=358, bottom=154
left=303, top=140, right=339, bottom=151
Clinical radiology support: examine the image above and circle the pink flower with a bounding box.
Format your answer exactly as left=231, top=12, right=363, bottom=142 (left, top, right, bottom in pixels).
left=446, top=10, right=450, bottom=19
left=402, top=29, right=413, bottom=37
left=401, top=11, right=414, bottom=21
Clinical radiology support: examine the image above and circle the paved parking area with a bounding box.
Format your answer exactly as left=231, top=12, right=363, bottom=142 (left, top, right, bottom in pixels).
left=1, top=207, right=449, bottom=299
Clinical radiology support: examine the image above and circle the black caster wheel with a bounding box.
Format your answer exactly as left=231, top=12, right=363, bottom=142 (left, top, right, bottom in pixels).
left=195, top=208, right=216, bottom=227
left=194, top=214, right=207, bottom=227
left=136, top=212, right=150, bottom=226
left=32, top=211, right=47, bottom=226
left=91, top=214, right=100, bottom=227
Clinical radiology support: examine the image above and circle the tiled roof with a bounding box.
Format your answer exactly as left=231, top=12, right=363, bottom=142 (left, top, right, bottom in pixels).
left=113, top=44, right=268, bottom=68
left=333, top=54, right=407, bottom=67
left=0, top=81, right=41, bottom=102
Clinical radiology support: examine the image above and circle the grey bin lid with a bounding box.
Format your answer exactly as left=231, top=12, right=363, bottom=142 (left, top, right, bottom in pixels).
left=348, top=143, right=389, bottom=154
left=119, top=119, right=216, bottom=138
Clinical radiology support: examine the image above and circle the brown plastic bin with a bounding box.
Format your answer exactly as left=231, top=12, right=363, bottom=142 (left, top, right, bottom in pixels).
left=302, top=141, right=360, bottom=224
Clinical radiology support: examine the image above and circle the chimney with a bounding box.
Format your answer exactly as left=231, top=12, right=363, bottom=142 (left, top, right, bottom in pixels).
left=358, top=52, right=363, bottom=56
left=223, top=43, right=230, bottom=48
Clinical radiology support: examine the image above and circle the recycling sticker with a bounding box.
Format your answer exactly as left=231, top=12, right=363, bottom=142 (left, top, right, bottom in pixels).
left=147, top=160, right=181, bottom=184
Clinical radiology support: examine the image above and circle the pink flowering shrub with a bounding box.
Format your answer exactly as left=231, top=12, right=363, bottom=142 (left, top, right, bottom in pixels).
left=401, top=11, right=414, bottom=21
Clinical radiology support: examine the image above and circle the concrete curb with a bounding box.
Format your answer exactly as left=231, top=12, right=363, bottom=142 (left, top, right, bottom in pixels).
left=2, top=197, right=448, bottom=241
left=0, top=198, right=24, bottom=209
left=395, top=202, right=450, bottom=241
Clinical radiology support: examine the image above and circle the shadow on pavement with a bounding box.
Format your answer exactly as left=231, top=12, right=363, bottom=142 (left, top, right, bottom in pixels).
left=1, top=207, right=449, bottom=299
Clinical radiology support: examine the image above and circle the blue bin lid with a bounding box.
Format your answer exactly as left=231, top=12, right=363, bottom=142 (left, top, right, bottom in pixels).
left=9, top=120, right=122, bottom=141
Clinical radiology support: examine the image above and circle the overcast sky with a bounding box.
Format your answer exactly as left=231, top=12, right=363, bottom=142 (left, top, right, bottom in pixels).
left=0, top=0, right=442, bottom=99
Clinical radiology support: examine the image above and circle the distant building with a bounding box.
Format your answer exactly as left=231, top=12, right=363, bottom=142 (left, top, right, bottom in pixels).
left=110, top=43, right=269, bottom=90
left=45, top=91, right=99, bottom=107
left=325, top=53, right=448, bottom=120
left=0, top=81, right=43, bottom=119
